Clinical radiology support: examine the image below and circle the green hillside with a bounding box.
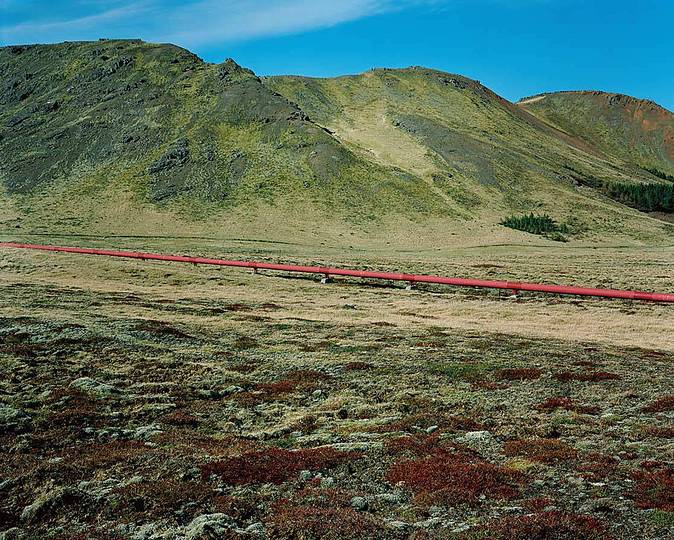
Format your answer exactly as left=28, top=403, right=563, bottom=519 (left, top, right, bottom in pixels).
left=519, top=91, right=674, bottom=178
left=1, top=40, right=672, bottom=245
left=266, top=68, right=674, bottom=239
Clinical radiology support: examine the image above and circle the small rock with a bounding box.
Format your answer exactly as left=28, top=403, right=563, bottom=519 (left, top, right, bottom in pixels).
left=425, top=425, right=439, bottom=434
left=298, top=470, right=313, bottom=482
left=461, top=430, right=493, bottom=442
left=386, top=520, right=412, bottom=532
left=69, top=377, right=118, bottom=398
left=377, top=492, right=406, bottom=504
left=414, top=517, right=443, bottom=529
left=245, top=522, right=264, bottom=535
left=319, top=476, right=335, bottom=488
left=20, top=486, right=84, bottom=524
left=185, top=513, right=235, bottom=540
left=132, top=425, right=163, bottom=440
left=0, top=528, right=21, bottom=540
left=0, top=405, right=31, bottom=432
left=312, top=389, right=323, bottom=398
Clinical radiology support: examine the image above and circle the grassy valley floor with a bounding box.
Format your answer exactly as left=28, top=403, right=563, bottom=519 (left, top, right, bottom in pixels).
left=0, top=242, right=673, bottom=539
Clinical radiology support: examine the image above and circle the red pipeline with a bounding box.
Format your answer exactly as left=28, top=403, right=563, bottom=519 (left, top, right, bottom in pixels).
left=1, top=242, right=673, bottom=303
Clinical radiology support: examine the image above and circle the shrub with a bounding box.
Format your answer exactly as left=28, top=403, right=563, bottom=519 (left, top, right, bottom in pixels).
left=501, top=213, right=568, bottom=240
left=476, top=511, right=611, bottom=539
left=201, top=446, right=359, bottom=485
left=235, top=369, right=331, bottom=404
left=503, top=438, right=577, bottom=463
left=643, top=395, right=674, bottom=413
left=524, top=497, right=555, bottom=512
left=495, top=368, right=543, bottom=381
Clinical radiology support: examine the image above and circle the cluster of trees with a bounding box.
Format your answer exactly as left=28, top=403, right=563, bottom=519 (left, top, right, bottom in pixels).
left=501, top=213, right=568, bottom=240
left=603, top=182, right=674, bottom=213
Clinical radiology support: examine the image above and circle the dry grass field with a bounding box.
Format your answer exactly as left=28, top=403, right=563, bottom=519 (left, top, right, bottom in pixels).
left=1, top=239, right=673, bottom=539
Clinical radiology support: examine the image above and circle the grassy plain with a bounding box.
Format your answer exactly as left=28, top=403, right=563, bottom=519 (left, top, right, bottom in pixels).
left=1, top=239, right=673, bottom=539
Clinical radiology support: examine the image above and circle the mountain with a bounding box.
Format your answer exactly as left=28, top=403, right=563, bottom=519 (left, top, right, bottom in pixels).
left=519, top=91, right=674, bottom=178
left=1, top=40, right=672, bottom=245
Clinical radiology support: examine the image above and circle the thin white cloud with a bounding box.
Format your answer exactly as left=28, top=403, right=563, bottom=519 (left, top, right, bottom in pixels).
left=0, top=0, right=444, bottom=46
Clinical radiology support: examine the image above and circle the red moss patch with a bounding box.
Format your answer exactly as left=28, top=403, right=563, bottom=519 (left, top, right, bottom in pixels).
left=476, top=511, right=611, bottom=539
left=234, top=369, right=332, bottom=404
left=386, top=452, right=523, bottom=506
left=504, top=438, right=578, bottom=463
left=160, top=410, right=200, bottom=427
left=201, top=446, right=359, bottom=485
left=376, top=413, right=482, bottom=434
left=495, top=368, right=543, bottom=381
left=267, top=502, right=385, bottom=540
left=537, top=396, right=600, bottom=415
left=524, top=497, right=555, bottom=512
left=631, top=466, right=674, bottom=511
left=578, top=453, right=619, bottom=480
left=554, top=371, right=621, bottom=382
left=113, top=480, right=212, bottom=519
left=643, top=425, right=674, bottom=438
left=46, top=388, right=101, bottom=428
left=643, top=395, right=674, bottom=413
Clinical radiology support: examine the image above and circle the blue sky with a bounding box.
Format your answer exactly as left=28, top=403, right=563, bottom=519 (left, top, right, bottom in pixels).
left=2, top=0, right=673, bottom=110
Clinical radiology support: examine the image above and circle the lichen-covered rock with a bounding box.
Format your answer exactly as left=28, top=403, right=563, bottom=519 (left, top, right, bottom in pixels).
left=0, top=405, right=30, bottom=432
left=20, top=486, right=85, bottom=524
left=184, top=513, right=235, bottom=540
left=69, top=377, right=119, bottom=398
left=147, top=138, right=190, bottom=174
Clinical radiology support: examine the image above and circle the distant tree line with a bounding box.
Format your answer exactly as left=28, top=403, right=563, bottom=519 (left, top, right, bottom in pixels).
left=564, top=165, right=674, bottom=214
left=642, top=166, right=674, bottom=182
left=602, top=182, right=674, bottom=213
left=501, top=213, right=568, bottom=241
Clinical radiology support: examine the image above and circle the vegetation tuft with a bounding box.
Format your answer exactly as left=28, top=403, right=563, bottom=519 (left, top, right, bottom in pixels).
left=473, top=511, right=611, bottom=540
left=495, top=367, right=542, bottom=381
left=553, top=371, right=621, bottom=382
left=503, top=438, right=578, bottom=463
left=537, top=396, right=600, bottom=415
left=267, top=502, right=386, bottom=540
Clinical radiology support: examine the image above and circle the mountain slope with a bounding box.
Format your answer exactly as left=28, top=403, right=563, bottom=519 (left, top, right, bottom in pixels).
left=0, top=41, right=672, bottom=245
left=0, top=40, right=448, bottom=235
left=519, top=91, right=674, bottom=177
left=265, top=68, right=673, bottom=237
